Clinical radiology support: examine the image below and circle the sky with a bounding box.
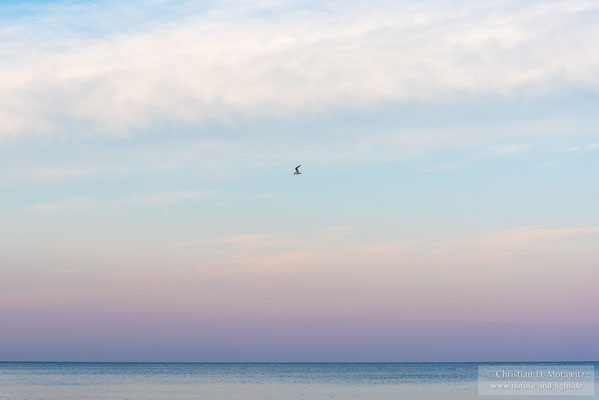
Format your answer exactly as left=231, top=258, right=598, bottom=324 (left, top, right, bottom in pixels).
left=1, top=0, right=598, bottom=362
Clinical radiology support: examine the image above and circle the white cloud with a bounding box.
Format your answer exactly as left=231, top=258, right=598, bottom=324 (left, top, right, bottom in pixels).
left=31, top=196, right=97, bottom=213
left=0, top=164, right=125, bottom=185
left=251, top=192, right=278, bottom=199
left=321, top=226, right=355, bottom=240
left=437, top=225, right=599, bottom=251
left=226, top=233, right=292, bottom=247
left=495, top=143, right=530, bottom=155
left=568, top=143, right=599, bottom=152
left=1, top=0, right=599, bottom=138
left=481, top=225, right=599, bottom=243
left=124, top=191, right=202, bottom=207
left=425, top=141, right=535, bottom=172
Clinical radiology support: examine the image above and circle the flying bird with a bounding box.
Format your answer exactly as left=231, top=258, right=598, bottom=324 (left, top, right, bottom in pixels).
left=294, top=165, right=302, bottom=175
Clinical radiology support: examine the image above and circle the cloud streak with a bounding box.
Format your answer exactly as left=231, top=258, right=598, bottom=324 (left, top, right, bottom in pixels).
left=569, top=143, right=599, bottom=152
left=1, top=0, right=599, bottom=138
left=123, top=191, right=203, bottom=207
left=31, top=196, right=97, bottom=213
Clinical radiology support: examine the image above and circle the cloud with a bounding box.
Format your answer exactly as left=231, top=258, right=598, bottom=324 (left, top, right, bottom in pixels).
left=123, top=191, right=202, bottom=207
left=225, top=227, right=357, bottom=251
left=1, top=0, right=599, bottom=138
left=0, top=164, right=124, bottom=185
left=437, top=225, right=599, bottom=252
left=569, top=143, right=599, bottom=152
left=321, top=226, right=355, bottom=240
left=425, top=142, right=534, bottom=172
left=487, top=225, right=599, bottom=242
left=251, top=192, right=279, bottom=200
left=31, top=196, right=97, bottom=213
left=495, top=143, right=530, bottom=155
left=226, top=233, right=292, bottom=248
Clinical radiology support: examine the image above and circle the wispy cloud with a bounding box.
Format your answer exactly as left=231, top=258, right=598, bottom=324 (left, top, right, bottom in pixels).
left=225, top=227, right=356, bottom=250
left=251, top=192, right=280, bottom=200
left=425, top=142, right=532, bottom=172
left=569, top=143, right=599, bottom=152
left=437, top=225, right=599, bottom=251
left=0, top=164, right=126, bottom=185
left=225, top=233, right=293, bottom=248
left=31, top=196, right=97, bottom=213
left=321, top=226, right=355, bottom=240
left=1, top=0, right=598, bottom=138
left=483, top=224, right=599, bottom=243
left=123, top=191, right=202, bottom=207
left=495, top=144, right=530, bottom=155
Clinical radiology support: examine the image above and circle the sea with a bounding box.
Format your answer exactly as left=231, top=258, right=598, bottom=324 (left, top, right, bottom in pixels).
left=1, top=362, right=597, bottom=399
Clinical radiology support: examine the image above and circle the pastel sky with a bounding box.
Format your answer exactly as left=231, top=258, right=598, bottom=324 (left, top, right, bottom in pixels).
left=1, top=0, right=598, bottom=362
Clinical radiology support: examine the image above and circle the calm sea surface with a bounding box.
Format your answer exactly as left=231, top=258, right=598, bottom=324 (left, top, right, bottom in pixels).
left=1, top=362, right=597, bottom=399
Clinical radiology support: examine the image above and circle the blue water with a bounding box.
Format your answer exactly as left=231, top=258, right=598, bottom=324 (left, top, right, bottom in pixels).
left=1, top=362, right=597, bottom=399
